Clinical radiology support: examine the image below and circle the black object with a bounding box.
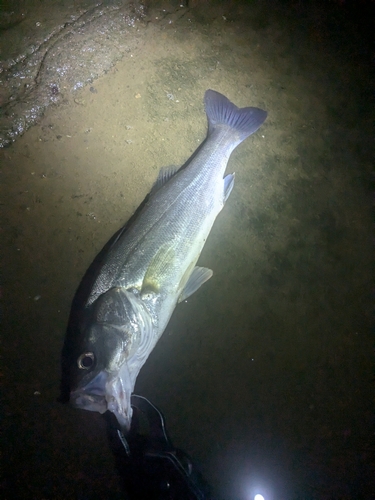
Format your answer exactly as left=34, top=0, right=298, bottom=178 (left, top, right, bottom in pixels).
left=109, top=394, right=213, bottom=500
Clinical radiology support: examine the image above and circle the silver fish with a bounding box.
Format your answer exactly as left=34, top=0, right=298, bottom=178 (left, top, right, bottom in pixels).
left=68, top=90, right=267, bottom=429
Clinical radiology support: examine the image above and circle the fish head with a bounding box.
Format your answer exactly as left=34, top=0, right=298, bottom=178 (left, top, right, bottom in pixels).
left=68, top=287, right=154, bottom=430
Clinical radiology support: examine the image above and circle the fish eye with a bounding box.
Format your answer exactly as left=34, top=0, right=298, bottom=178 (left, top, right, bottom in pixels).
left=77, top=352, right=95, bottom=370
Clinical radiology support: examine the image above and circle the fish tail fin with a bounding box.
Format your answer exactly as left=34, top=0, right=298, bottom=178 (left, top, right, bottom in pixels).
left=204, top=89, right=267, bottom=143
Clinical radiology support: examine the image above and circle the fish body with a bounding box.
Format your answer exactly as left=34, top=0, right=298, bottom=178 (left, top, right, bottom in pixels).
left=67, top=90, right=267, bottom=429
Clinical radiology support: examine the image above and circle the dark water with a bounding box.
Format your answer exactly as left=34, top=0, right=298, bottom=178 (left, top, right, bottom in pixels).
left=2, top=1, right=373, bottom=499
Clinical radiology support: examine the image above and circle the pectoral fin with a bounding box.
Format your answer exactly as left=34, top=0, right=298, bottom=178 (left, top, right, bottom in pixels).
left=178, top=266, right=213, bottom=303
left=142, top=245, right=176, bottom=294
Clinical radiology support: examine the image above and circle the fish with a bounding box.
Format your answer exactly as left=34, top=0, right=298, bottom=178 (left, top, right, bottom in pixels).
left=65, top=89, right=267, bottom=430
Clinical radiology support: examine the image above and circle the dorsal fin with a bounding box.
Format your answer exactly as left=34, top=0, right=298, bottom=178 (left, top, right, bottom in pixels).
left=151, top=166, right=180, bottom=193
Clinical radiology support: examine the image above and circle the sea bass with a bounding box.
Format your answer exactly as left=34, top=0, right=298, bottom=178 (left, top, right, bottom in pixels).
left=67, top=90, right=267, bottom=429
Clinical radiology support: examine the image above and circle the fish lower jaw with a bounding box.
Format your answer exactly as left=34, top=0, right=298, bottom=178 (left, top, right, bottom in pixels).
left=70, top=389, right=133, bottom=429
left=108, top=402, right=133, bottom=430
left=70, top=390, right=107, bottom=414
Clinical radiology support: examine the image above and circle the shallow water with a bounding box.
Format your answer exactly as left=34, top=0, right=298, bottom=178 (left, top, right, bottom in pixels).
left=2, top=1, right=373, bottom=499
left=0, top=0, right=144, bottom=147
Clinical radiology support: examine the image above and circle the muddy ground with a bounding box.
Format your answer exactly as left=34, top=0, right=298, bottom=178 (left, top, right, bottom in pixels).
left=1, top=1, right=374, bottom=499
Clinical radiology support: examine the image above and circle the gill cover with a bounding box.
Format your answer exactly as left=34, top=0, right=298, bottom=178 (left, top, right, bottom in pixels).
left=71, top=287, right=155, bottom=429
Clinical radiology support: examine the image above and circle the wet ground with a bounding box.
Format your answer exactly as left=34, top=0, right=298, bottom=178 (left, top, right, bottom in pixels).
left=1, top=1, right=374, bottom=499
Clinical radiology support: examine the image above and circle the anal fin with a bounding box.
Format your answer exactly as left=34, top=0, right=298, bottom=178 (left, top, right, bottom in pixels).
left=224, top=173, right=235, bottom=203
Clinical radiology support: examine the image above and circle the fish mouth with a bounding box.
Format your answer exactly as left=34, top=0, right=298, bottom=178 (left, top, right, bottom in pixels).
left=70, top=369, right=133, bottom=430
